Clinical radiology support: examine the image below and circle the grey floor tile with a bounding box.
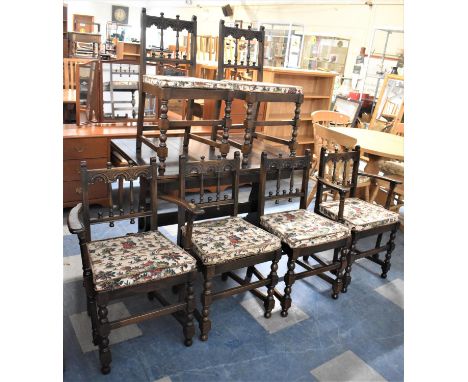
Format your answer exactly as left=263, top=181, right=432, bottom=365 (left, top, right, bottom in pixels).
left=154, top=377, right=171, bottom=382
left=311, top=350, right=387, bottom=382
left=240, top=296, right=309, bottom=334
left=69, top=302, right=142, bottom=353
left=374, top=279, right=404, bottom=309
left=63, top=254, right=83, bottom=283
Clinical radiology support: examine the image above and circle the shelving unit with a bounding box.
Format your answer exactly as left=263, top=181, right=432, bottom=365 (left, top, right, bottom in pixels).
left=359, top=28, right=404, bottom=115
left=260, top=67, right=337, bottom=150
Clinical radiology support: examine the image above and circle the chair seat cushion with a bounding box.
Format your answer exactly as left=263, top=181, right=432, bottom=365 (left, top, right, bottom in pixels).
left=260, top=209, right=350, bottom=249
left=87, top=231, right=197, bottom=292
left=221, top=79, right=304, bottom=95
left=318, top=198, right=399, bottom=231
left=380, top=160, right=404, bottom=176
left=143, top=75, right=232, bottom=90
left=181, top=217, right=281, bottom=265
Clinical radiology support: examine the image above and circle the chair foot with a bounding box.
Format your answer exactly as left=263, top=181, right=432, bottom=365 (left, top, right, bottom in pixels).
left=280, top=310, right=288, bottom=318
left=341, top=287, right=347, bottom=294
left=221, top=272, right=228, bottom=281
left=147, top=292, right=155, bottom=300
left=381, top=272, right=388, bottom=279
left=184, top=338, right=193, bottom=347
left=264, top=311, right=272, bottom=319
left=332, top=293, right=339, bottom=300
left=200, top=334, right=208, bottom=342
left=101, top=366, right=111, bottom=375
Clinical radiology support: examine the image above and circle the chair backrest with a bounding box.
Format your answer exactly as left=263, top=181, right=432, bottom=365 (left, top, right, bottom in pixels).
left=314, top=124, right=357, bottom=190
left=80, top=158, right=158, bottom=242
left=391, top=122, right=404, bottom=136
left=178, top=152, right=241, bottom=221
left=139, top=9, right=197, bottom=79
left=63, top=58, right=91, bottom=90
left=258, top=150, right=311, bottom=220
left=217, top=20, right=265, bottom=81
left=313, top=145, right=361, bottom=214
left=311, top=110, right=351, bottom=127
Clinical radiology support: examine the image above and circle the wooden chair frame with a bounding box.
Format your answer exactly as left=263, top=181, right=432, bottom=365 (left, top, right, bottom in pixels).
left=313, top=146, right=401, bottom=291
left=175, top=152, right=282, bottom=341
left=67, top=158, right=198, bottom=374
left=136, top=9, right=235, bottom=173
left=210, top=20, right=304, bottom=167
left=249, top=150, right=351, bottom=317
left=306, top=123, right=371, bottom=207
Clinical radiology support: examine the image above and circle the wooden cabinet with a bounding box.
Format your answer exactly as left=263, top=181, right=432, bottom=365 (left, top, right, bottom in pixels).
left=63, top=135, right=109, bottom=208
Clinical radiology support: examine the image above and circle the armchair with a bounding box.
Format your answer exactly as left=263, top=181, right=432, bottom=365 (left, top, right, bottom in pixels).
left=67, top=158, right=198, bottom=374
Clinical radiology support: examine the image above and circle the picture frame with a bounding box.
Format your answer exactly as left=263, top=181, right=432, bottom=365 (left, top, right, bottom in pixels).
left=331, top=95, right=362, bottom=127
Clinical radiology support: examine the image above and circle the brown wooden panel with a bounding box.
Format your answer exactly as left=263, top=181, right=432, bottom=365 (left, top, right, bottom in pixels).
left=64, top=180, right=107, bottom=203
left=64, top=157, right=108, bottom=181
left=63, top=137, right=108, bottom=160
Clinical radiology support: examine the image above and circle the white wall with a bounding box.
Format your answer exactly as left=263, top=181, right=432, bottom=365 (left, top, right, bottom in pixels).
left=65, top=0, right=404, bottom=78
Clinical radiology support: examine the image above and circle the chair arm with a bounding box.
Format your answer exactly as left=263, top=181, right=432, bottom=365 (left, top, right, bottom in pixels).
left=359, top=172, right=402, bottom=210
left=67, top=203, right=85, bottom=235
left=359, top=172, right=403, bottom=185
left=316, top=177, right=351, bottom=195
left=159, top=194, right=205, bottom=216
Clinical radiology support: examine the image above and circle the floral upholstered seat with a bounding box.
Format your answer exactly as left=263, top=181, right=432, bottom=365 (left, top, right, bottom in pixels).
left=87, top=231, right=197, bottom=291
left=221, top=79, right=304, bottom=95
left=260, top=209, right=350, bottom=249
left=143, top=74, right=232, bottom=90
left=181, top=217, right=281, bottom=265
left=318, top=198, right=399, bottom=231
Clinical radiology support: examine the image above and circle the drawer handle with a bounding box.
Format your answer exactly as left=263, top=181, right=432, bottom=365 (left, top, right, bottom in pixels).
left=74, top=145, right=84, bottom=153
left=75, top=187, right=82, bottom=195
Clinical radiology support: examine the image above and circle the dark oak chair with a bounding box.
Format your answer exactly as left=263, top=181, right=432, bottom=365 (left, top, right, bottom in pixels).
left=253, top=150, right=351, bottom=317
left=67, top=159, right=199, bottom=374
left=211, top=20, right=304, bottom=167
left=136, top=9, right=235, bottom=173
left=176, top=152, right=282, bottom=341
left=314, top=145, right=401, bottom=292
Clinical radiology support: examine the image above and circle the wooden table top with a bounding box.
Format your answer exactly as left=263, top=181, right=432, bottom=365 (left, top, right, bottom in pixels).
left=329, top=127, right=404, bottom=161
left=63, top=89, right=76, bottom=104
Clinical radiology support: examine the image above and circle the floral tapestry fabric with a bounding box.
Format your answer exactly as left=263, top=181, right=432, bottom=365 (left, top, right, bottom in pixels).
left=319, top=197, right=399, bottom=231
left=221, top=79, right=304, bottom=95
left=143, top=75, right=232, bottom=90
left=380, top=160, right=404, bottom=177
left=260, top=209, right=350, bottom=249
left=181, top=217, right=281, bottom=265
left=87, top=231, right=197, bottom=292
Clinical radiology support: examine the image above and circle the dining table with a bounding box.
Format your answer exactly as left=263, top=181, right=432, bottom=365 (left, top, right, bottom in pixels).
left=328, top=127, right=404, bottom=174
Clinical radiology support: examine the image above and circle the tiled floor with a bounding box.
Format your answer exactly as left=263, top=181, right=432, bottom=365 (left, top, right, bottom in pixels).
left=63, top=196, right=404, bottom=381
